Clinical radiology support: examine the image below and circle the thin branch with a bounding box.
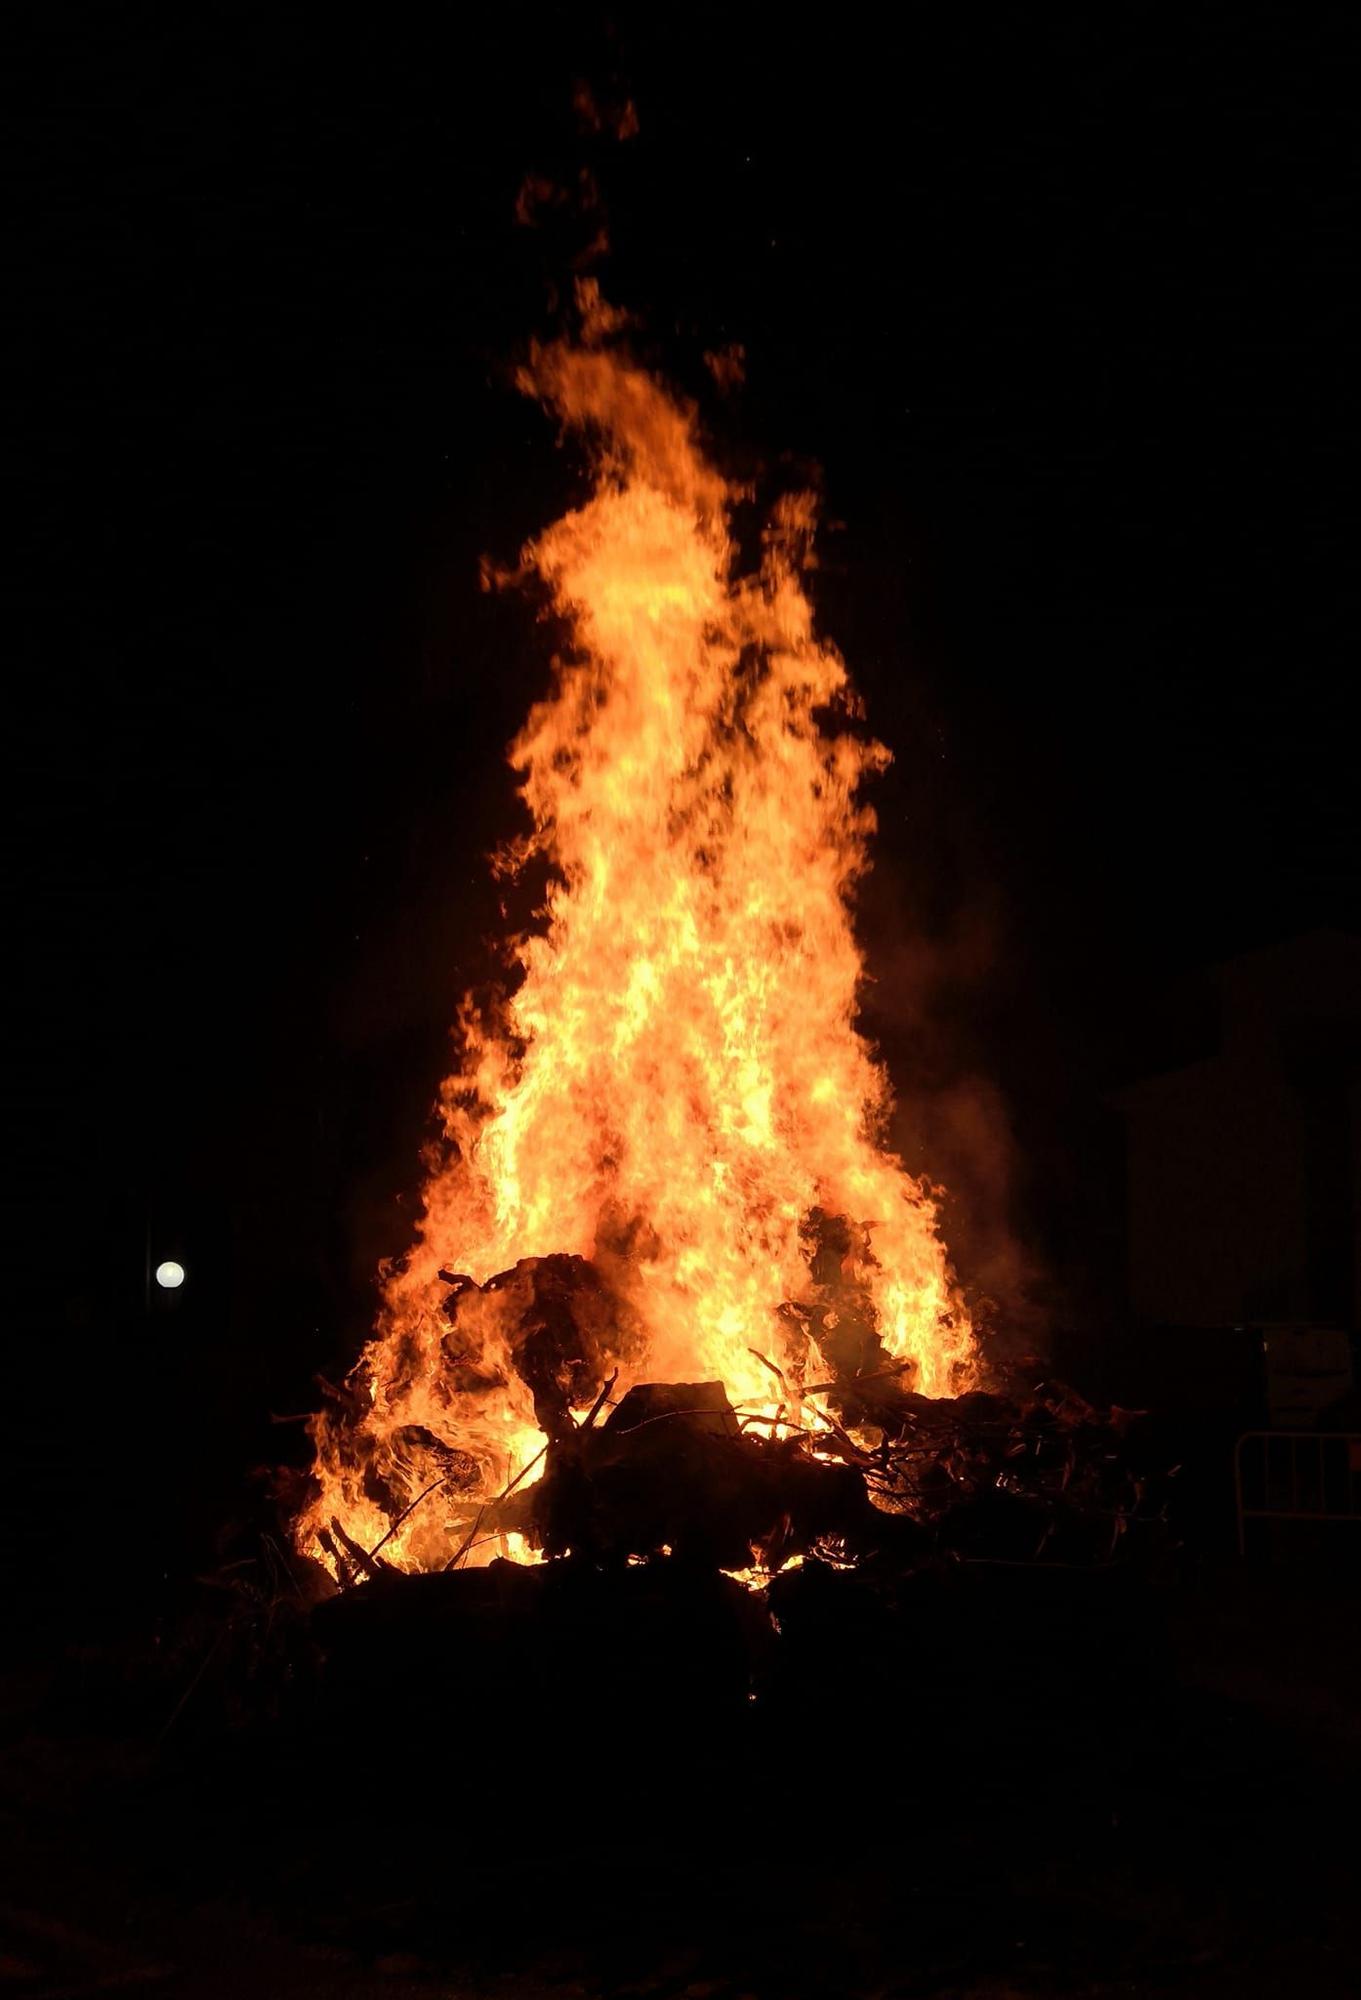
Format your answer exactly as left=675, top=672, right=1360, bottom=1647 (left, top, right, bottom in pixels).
left=330, top=1517, right=386, bottom=1584
left=443, top=1441, right=549, bottom=1571
left=157, top=1620, right=233, bottom=1745
left=801, top=1360, right=913, bottom=1397
left=578, top=1368, right=618, bottom=1433
left=445, top=1507, right=487, bottom=1571
left=367, top=1473, right=452, bottom=1562
left=747, top=1346, right=790, bottom=1396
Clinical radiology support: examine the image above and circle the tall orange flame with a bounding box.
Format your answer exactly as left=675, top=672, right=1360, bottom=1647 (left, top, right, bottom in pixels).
left=299, top=319, right=975, bottom=1578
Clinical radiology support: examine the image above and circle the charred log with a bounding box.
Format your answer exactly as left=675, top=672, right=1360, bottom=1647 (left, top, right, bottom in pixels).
left=530, top=1379, right=919, bottom=1570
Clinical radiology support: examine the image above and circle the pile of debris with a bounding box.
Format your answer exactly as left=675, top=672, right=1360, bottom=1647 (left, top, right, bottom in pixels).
left=283, top=1375, right=1169, bottom=1838
left=305, top=1376, right=1167, bottom=1594
left=295, top=1235, right=1170, bottom=1593
left=521, top=1371, right=1164, bottom=1574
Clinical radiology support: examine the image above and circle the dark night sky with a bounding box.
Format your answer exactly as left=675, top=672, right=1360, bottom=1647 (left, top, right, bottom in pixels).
left=9, top=7, right=1359, bottom=1603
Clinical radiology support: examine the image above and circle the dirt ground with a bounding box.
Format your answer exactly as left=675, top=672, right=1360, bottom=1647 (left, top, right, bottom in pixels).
left=3, top=1562, right=1359, bottom=1999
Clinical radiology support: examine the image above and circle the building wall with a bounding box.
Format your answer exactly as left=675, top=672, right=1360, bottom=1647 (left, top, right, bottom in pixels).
left=1117, top=932, right=1361, bottom=1329
left=1124, top=1049, right=1309, bottom=1325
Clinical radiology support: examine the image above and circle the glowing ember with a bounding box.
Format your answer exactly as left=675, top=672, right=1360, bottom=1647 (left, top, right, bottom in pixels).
left=298, top=298, right=976, bottom=1580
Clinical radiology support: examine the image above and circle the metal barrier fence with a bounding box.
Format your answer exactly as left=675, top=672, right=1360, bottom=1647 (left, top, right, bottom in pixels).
left=1234, top=1431, right=1361, bottom=1558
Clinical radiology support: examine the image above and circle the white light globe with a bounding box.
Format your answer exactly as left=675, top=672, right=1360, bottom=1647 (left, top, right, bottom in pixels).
left=155, top=1260, right=186, bottom=1290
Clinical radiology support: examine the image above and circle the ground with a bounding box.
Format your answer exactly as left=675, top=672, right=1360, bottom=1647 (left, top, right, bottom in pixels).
left=3, top=1562, right=1359, bottom=1998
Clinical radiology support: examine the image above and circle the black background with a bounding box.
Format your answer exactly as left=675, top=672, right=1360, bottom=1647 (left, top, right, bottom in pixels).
left=9, top=5, right=1358, bottom=1611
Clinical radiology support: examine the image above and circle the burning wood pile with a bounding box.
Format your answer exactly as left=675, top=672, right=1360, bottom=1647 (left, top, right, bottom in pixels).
left=291, top=1244, right=1164, bottom=1598
left=285, top=302, right=1161, bottom=1612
